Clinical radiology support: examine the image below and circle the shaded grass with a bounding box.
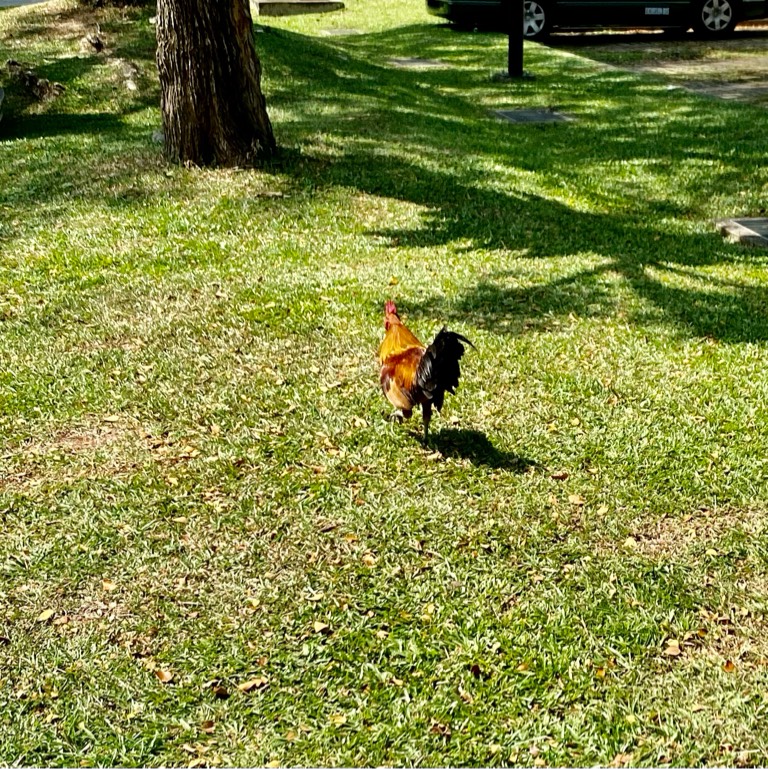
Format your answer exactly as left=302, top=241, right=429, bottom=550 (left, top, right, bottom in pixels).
left=2, top=0, right=768, bottom=765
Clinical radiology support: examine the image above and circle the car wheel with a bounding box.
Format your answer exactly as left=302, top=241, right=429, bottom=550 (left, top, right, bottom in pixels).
left=694, top=0, right=737, bottom=36
left=524, top=0, right=550, bottom=39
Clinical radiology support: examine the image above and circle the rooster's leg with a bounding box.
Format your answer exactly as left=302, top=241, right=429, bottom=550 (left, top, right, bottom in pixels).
left=389, top=408, right=413, bottom=424
left=422, top=402, right=433, bottom=443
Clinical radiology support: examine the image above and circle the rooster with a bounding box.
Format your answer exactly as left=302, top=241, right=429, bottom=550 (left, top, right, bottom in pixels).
left=378, top=300, right=473, bottom=442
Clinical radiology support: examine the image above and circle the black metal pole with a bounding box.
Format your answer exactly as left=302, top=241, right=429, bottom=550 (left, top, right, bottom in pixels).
left=507, top=0, right=524, bottom=77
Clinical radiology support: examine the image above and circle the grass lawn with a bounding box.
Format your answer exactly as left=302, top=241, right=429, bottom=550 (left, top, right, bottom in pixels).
left=2, top=0, right=768, bottom=765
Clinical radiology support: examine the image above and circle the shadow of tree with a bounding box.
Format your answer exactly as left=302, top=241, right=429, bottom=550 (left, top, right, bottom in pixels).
left=431, top=428, right=538, bottom=471
left=0, top=111, right=127, bottom=140
left=262, top=25, right=768, bottom=342
left=1, top=3, right=159, bottom=109
left=0, top=1, right=162, bottom=243
left=1, top=13, right=767, bottom=348
left=275, top=141, right=768, bottom=342
left=408, top=251, right=768, bottom=343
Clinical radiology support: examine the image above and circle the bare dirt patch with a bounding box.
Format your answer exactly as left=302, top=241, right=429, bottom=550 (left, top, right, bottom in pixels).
left=50, top=422, right=125, bottom=453
left=0, top=418, right=217, bottom=496
left=625, top=505, right=768, bottom=559
left=621, top=507, right=768, bottom=669
left=0, top=418, right=150, bottom=494
left=555, top=26, right=768, bottom=105
left=632, top=41, right=768, bottom=104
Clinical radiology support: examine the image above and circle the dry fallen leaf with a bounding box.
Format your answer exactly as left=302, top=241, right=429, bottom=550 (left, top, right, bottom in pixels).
left=102, top=578, right=117, bottom=592
left=429, top=720, right=451, bottom=738
left=154, top=669, right=174, bottom=684
left=313, top=621, right=332, bottom=635
left=329, top=713, right=347, bottom=726
left=36, top=609, right=55, bottom=623
left=361, top=552, right=377, bottom=568
left=664, top=640, right=682, bottom=657
left=723, top=659, right=736, bottom=673
left=550, top=470, right=569, bottom=481
left=623, top=536, right=638, bottom=549
left=568, top=494, right=586, bottom=506
left=458, top=687, right=474, bottom=704
left=237, top=676, right=269, bottom=692
left=199, top=720, right=215, bottom=733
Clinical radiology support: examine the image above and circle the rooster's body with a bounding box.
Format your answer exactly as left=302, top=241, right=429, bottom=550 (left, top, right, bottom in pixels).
left=378, top=300, right=472, bottom=441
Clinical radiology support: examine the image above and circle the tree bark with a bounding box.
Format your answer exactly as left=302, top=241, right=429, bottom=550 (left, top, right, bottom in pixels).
left=156, top=0, right=276, bottom=167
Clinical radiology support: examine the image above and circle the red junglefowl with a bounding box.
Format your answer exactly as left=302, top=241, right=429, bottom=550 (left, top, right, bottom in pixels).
left=378, top=300, right=473, bottom=442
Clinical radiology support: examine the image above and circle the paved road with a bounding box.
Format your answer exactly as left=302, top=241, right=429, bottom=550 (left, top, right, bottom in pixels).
left=0, top=0, right=48, bottom=7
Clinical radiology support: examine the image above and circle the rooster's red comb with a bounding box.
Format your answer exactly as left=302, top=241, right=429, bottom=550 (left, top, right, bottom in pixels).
left=385, top=300, right=397, bottom=315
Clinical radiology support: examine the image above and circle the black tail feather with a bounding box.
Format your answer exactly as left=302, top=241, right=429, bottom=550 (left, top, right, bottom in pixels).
left=415, top=328, right=473, bottom=412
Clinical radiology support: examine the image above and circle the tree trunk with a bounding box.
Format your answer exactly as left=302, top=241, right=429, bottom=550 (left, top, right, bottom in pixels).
left=156, top=0, right=276, bottom=167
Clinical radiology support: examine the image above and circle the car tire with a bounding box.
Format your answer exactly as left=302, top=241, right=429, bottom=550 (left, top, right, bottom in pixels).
left=693, top=0, right=737, bottom=36
left=524, top=0, right=551, bottom=39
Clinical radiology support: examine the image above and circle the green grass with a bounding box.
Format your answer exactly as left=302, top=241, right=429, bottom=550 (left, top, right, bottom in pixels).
left=2, top=0, right=768, bottom=765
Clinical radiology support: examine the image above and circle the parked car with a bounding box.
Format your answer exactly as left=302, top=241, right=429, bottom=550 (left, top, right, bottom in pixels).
left=426, top=0, right=768, bottom=37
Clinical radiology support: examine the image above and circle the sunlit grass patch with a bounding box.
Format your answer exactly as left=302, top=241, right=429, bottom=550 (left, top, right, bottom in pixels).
left=2, top=0, right=768, bottom=765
